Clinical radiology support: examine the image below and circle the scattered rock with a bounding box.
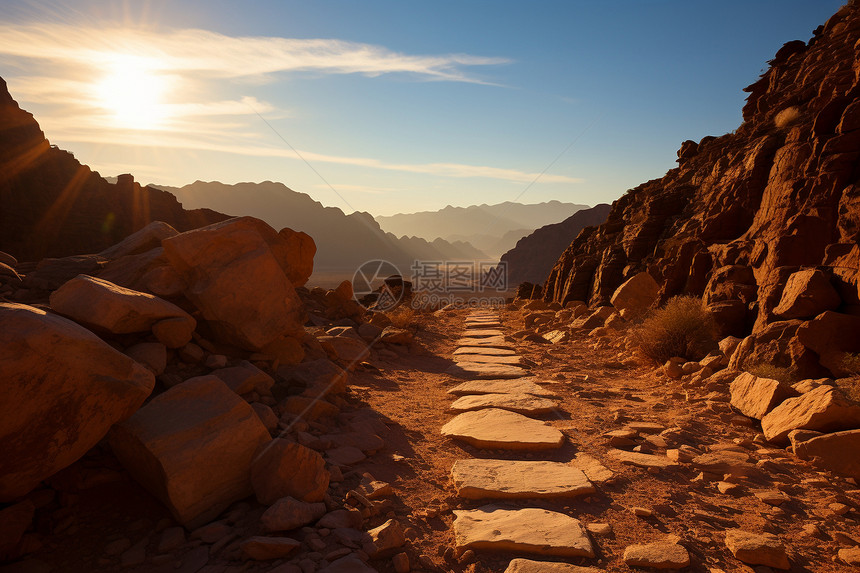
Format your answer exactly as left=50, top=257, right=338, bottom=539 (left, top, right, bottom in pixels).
left=241, top=536, right=301, bottom=560
left=261, top=497, right=327, bottom=532
left=623, top=541, right=690, bottom=569
left=251, top=439, right=330, bottom=504
left=724, top=529, right=789, bottom=570
left=729, top=372, right=797, bottom=419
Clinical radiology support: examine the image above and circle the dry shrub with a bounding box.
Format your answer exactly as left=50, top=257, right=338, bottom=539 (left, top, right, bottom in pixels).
left=747, top=363, right=797, bottom=384
left=633, top=295, right=717, bottom=364
left=387, top=305, right=418, bottom=329
left=837, top=354, right=860, bottom=405
left=774, top=106, right=801, bottom=128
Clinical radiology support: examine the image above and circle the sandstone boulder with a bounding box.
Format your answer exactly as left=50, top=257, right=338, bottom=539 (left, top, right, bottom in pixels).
left=774, top=269, right=841, bottom=319
left=796, top=310, right=860, bottom=376
left=729, top=372, right=797, bottom=419
left=50, top=275, right=195, bottom=347
left=261, top=497, right=327, bottom=532
left=0, top=303, right=155, bottom=501
left=250, top=439, right=330, bottom=504
left=318, top=335, right=370, bottom=363
left=109, top=376, right=271, bottom=528
left=162, top=216, right=305, bottom=351
left=99, top=221, right=179, bottom=260
left=724, top=530, right=789, bottom=570
left=793, top=428, right=860, bottom=480
left=211, top=361, right=275, bottom=396
left=610, top=271, right=659, bottom=314
left=277, top=228, right=315, bottom=287
left=761, top=385, right=860, bottom=443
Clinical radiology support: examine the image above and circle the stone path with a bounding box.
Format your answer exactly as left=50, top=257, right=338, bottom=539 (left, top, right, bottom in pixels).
left=442, top=309, right=601, bottom=569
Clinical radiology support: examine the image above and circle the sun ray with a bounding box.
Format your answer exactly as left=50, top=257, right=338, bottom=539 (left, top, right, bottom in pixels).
left=93, top=54, right=171, bottom=130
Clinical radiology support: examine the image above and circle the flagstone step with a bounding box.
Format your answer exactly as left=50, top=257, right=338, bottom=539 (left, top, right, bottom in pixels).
left=447, top=379, right=559, bottom=398
left=458, top=329, right=504, bottom=338
left=441, top=408, right=564, bottom=450
left=451, top=459, right=594, bottom=499
left=455, top=336, right=514, bottom=349
left=452, top=353, right=527, bottom=366
left=449, top=393, right=559, bottom=415
left=447, top=362, right=530, bottom=379
left=453, top=505, right=595, bottom=558
left=454, top=346, right=517, bottom=356
left=504, top=559, right=603, bottom=573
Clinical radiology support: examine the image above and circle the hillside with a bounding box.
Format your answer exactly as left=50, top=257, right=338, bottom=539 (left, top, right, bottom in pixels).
left=376, top=200, right=589, bottom=258
left=0, top=78, right=228, bottom=262
left=499, top=203, right=612, bottom=287
left=157, top=181, right=490, bottom=276
left=543, top=3, right=860, bottom=360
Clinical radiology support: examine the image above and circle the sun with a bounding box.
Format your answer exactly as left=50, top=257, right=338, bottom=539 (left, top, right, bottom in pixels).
left=95, top=55, right=170, bottom=130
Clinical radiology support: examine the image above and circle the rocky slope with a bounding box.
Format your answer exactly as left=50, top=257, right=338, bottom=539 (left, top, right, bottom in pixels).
left=0, top=78, right=228, bottom=262
left=499, top=203, right=611, bottom=286
left=542, top=3, right=860, bottom=377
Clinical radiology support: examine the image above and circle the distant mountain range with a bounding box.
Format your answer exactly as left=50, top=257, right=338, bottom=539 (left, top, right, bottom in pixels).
left=153, top=181, right=489, bottom=278
left=499, top=204, right=612, bottom=287
left=376, top=201, right=589, bottom=259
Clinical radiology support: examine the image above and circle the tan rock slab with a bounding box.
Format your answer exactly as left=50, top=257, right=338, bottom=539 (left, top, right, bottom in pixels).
left=793, top=429, right=860, bottom=480
left=610, top=271, right=660, bottom=314
left=572, top=453, right=614, bottom=483
left=455, top=336, right=513, bottom=349
left=729, top=372, right=797, bottom=420
left=465, top=321, right=501, bottom=329
left=460, top=329, right=504, bottom=338
left=610, top=450, right=677, bottom=469
left=451, top=459, right=594, bottom=499
left=452, top=353, right=526, bottom=365
left=504, top=559, right=602, bottom=573
left=449, top=393, right=559, bottom=415
left=441, top=409, right=564, bottom=450
left=448, top=362, right=529, bottom=379
left=453, top=505, right=594, bottom=557
left=761, top=385, right=860, bottom=444
left=691, top=451, right=751, bottom=474
left=542, top=329, right=571, bottom=344
left=447, top=379, right=558, bottom=398
left=623, top=541, right=690, bottom=569
left=454, top=346, right=517, bottom=356
left=724, top=530, right=789, bottom=570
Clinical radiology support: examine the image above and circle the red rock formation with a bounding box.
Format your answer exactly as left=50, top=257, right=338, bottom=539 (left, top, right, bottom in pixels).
left=0, top=77, right=228, bottom=262
left=544, top=3, right=860, bottom=350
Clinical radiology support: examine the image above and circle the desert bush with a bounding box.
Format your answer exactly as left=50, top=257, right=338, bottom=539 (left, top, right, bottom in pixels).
left=632, top=295, right=717, bottom=364
left=387, top=305, right=418, bottom=330
left=842, top=352, right=860, bottom=375
left=747, top=363, right=797, bottom=384
left=774, top=106, right=801, bottom=129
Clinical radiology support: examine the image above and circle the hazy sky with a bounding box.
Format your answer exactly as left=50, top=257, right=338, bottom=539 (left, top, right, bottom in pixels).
left=0, top=0, right=845, bottom=216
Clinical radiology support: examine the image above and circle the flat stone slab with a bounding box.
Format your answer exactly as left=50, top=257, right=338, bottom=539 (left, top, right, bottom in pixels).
left=610, top=449, right=677, bottom=469
left=465, top=321, right=502, bottom=329
left=459, top=329, right=505, bottom=338
left=572, top=453, right=614, bottom=483
left=447, top=379, right=558, bottom=398
left=448, top=362, right=529, bottom=380
left=452, top=459, right=594, bottom=499
left=455, top=336, right=513, bottom=349
left=454, top=346, right=517, bottom=356
left=505, top=560, right=602, bottom=573
left=452, top=353, right=526, bottom=366
left=449, top=393, right=559, bottom=415
left=623, top=542, right=690, bottom=569
left=441, top=409, right=564, bottom=450
left=453, top=505, right=594, bottom=557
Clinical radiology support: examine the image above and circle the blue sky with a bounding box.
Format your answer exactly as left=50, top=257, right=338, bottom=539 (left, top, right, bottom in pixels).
left=0, top=0, right=846, bottom=215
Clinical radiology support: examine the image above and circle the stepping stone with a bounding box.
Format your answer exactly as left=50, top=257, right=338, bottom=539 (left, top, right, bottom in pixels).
left=572, top=453, right=614, bottom=483
left=453, top=505, right=594, bottom=558
left=452, top=353, right=526, bottom=366
left=451, top=459, right=594, bottom=499
left=448, top=362, right=529, bottom=379
left=449, top=393, right=559, bottom=415
left=454, top=346, right=517, bottom=356
left=610, top=449, right=678, bottom=469
left=456, top=336, right=513, bottom=349
left=441, top=409, right=564, bottom=450
left=447, top=379, right=558, bottom=398
left=459, top=329, right=504, bottom=338
left=504, top=560, right=602, bottom=573
left=623, top=541, right=690, bottom=569
left=465, top=321, right=501, bottom=329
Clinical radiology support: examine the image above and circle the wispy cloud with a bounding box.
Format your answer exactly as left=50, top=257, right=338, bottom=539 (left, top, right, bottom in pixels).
left=0, top=23, right=509, bottom=83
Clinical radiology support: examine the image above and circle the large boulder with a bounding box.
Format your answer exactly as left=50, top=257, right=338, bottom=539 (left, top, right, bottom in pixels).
left=99, top=221, right=179, bottom=260
left=109, top=376, right=271, bottom=528
left=277, top=228, right=315, bottom=287
left=49, top=274, right=195, bottom=347
left=0, top=303, right=155, bottom=501
left=793, top=429, right=860, bottom=480
left=729, top=372, right=797, bottom=420
left=610, top=272, right=659, bottom=315
left=761, top=385, right=860, bottom=444
left=773, top=269, right=841, bottom=319
left=796, top=311, right=860, bottom=376
left=250, top=439, right=330, bottom=504
left=161, top=217, right=305, bottom=351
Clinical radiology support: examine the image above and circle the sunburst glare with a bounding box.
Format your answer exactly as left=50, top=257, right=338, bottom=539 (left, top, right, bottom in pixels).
left=94, top=54, right=170, bottom=130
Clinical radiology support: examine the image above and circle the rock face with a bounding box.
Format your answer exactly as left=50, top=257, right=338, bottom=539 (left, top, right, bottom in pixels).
left=0, top=76, right=228, bottom=262
left=109, top=376, right=271, bottom=528
left=162, top=216, right=305, bottom=351
left=499, top=204, right=612, bottom=287
left=540, top=4, right=860, bottom=373
left=0, top=303, right=155, bottom=501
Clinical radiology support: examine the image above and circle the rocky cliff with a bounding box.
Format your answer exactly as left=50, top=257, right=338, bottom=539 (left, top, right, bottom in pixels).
left=500, top=203, right=611, bottom=286
left=544, top=3, right=860, bottom=354
left=0, top=77, right=228, bottom=262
